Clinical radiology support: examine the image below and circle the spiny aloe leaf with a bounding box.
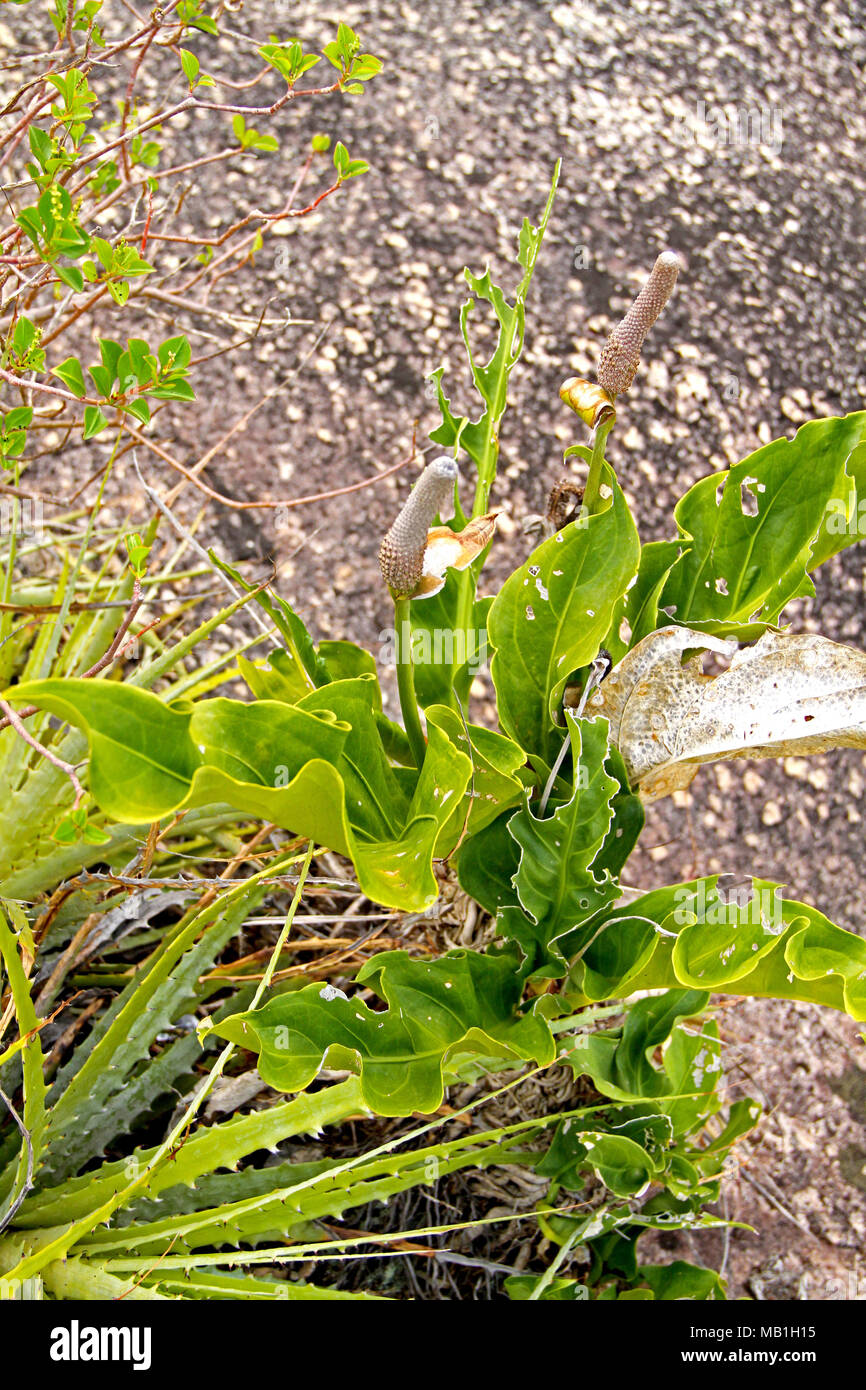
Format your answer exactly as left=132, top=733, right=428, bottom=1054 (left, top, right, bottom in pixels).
left=78, top=1126, right=528, bottom=1256
left=660, top=412, right=866, bottom=638
left=17, top=1080, right=365, bottom=1229
left=4, top=676, right=471, bottom=910
left=213, top=948, right=555, bottom=1116
left=589, top=624, right=866, bottom=801
left=145, top=1270, right=384, bottom=1301
left=488, top=468, right=640, bottom=762
left=38, top=887, right=265, bottom=1185
left=0, top=903, right=46, bottom=1217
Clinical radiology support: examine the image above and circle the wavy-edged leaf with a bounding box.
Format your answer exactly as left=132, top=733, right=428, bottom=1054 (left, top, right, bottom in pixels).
left=424, top=704, right=525, bottom=853
left=4, top=676, right=470, bottom=910
left=503, top=715, right=620, bottom=977
left=566, top=878, right=866, bottom=1022
left=213, top=948, right=555, bottom=1116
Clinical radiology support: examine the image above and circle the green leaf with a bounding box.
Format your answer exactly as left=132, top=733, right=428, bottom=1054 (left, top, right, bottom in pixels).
left=125, top=398, right=151, bottom=424
left=809, top=439, right=866, bottom=566
left=349, top=54, right=383, bottom=81
left=637, top=1261, right=725, bottom=1300
left=564, top=878, right=866, bottom=1022
left=82, top=405, right=108, bottom=438
left=454, top=809, right=521, bottom=916
left=408, top=579, right=490, bottom=710
left=55, top=264, right=84, bottom=292
left=214, top=948, right=555, bottom=1116
left=539, top=1124, right=659, bottom=1198
left=148, top=379, right=195, bottom=402
left=0, top=903, right=47, bottom=1222
left=4, top=407, right=33, bottom=431
left=332, top=140, right=350, bottom=176
left=424, top=704, right=525, bottom=851
left=506, top=1275, right=588, bottom=1301
left=661, top=413, right=866, bottom=638
left=4, top=677, right=470, bottom=911
left=564, top=989, right=710, bottom=1102
left=53, top=356, right=87, bottom=397
left=180, top=49, right=199, bottom=85
left=488, top=468, right=640, bottom=761
left=504, top=715, right=620, bottom=977
left=317, top=639, right=378, bottom=686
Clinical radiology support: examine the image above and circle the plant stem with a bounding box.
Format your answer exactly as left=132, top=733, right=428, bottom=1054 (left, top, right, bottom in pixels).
left=393, top=596, right=426, bottom=768
left=582, top=416, right=614, bottom=515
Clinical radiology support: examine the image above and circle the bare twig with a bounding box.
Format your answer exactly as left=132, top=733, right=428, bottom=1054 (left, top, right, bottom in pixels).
left=0, top=1085, right=34, bottom=1233
left=0, top=695, right=86, bottom=806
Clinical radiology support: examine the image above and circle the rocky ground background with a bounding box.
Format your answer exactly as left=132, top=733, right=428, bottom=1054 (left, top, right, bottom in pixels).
left=5, top=0, right=866, bottom=1297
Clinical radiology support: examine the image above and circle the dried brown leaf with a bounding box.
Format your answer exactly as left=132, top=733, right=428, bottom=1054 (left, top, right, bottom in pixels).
left=588, top=624, right=866, bottom=801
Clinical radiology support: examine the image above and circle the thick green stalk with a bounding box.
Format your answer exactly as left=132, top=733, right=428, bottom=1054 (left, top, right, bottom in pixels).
left=393, top=596, right=426, bottom=768
left=582, top=416, right=614, bottom=515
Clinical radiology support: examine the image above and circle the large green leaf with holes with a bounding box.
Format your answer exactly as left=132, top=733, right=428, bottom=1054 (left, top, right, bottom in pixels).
left=488, top=469, right=640, bottom=761
left=565, top=878, right=866, bottom=1021
left=660, top=413, right=866, bottom=638
left=214, top=947, right=555, bottom=1116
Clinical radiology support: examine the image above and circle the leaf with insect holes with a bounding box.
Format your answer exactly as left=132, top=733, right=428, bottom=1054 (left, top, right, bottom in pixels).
left=213, top=947, right=554, bottom=1116
left=488, top=466, right=640, bottom=763
left=659, top=412, right=866, bottom=640
left=587, top=624, right=866, bottom=802
left=562, top=878, right=866, bottom=1022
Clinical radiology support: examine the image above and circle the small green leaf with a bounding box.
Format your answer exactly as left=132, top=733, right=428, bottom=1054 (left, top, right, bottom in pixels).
left=55, top=265, right=84, bottom=292
left=82, top=405, right=108, bottom=438
left=53, top=358, right=88, bottom=396
left=180, top=49, right=200, bottom=85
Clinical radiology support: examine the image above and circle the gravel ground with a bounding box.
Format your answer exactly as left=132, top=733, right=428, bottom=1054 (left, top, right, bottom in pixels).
left=7, top=0, right=866, bottom=1298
